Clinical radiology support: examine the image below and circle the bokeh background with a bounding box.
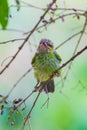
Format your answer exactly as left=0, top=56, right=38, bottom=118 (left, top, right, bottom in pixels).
left=0, top=0, right=87, bottom=130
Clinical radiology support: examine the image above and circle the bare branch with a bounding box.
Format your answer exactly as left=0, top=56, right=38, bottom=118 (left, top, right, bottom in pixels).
left=70, top=68, right=87, bottom=91
left=63, top=16, right=87, bottom=81
left=25, top=12, right=83, bottom=35
left=58, top=46, right=87, bottom=71
left=16, top=90, right=36, bottom=110
left=1, top=56, right=13, bottom=66
left=0, top=38, right=25, bottom=44
left=7, top=68, right=32, bottom=97
left=57, top=8, right=85, bottom=12
left=28, top=118, right=32, bottom=130
left=41, top=96, right=49, bottom=109
left=73, top=17, right=87, bottom=55
left=19, top=0, right=45, bottom=11
left=26, top=11, right=84, bottom=35
left=10, top=1, right=86, bottom=13
left=21, top=92, right=41, bottom=130
left=55, top=31, right=81, bottom=50
left=0, top=28, right=25, bottom=33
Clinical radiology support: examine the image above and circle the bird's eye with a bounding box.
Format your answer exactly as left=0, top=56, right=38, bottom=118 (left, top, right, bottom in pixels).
left=40, top=41, right=45, bottom=45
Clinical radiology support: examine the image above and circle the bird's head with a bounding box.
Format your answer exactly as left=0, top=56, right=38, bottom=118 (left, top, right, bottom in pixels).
left=37, top=39, right=54, bottom=53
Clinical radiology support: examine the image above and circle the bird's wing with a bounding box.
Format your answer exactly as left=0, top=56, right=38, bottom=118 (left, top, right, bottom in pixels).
left=54, top=51, right=62, bottom=76
left=31, top=53, right=38, bottom=66
left=54, top=51, right=62, bottom=62
left=31, top=54, right=36, bottom=66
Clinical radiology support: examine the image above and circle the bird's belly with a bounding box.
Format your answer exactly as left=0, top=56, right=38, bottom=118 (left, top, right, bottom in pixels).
left=34, top=55, right=59, bottom=82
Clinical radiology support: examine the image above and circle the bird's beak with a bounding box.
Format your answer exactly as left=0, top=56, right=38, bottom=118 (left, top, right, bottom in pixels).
left=48, top=45, right=53, bottom=50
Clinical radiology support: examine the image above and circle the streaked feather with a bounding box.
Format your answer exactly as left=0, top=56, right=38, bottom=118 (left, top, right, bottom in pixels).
left=32, top=52, right=61, bottom=82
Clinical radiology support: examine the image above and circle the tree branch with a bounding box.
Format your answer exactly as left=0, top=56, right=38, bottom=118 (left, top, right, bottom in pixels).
left=0, top=38, right=25, bottom=44
left=7, top=68, right=32, bottom=97
left=21, top=92, right=41, bottom=130
left=58, top=46, right=87, bottom=71
left=55, top=31, right=81, bottom=50
left=63, top=15, right=87, bottom=81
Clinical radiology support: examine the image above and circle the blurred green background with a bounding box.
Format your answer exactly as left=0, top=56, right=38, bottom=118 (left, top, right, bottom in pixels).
left=0, top=0, right=87, bottom=130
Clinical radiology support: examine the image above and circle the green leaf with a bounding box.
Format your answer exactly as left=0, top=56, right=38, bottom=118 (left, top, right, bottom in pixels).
left=0, top=0, right=9, bottom=29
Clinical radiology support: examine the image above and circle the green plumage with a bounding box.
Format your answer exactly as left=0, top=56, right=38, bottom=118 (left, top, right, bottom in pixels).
left=32, top=52, right=61, bottom=82
left=31, top=39, right=62, bottom=93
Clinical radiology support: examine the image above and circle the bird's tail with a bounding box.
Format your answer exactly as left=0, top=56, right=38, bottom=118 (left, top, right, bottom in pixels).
left=40, top=80, right=55, bottom=93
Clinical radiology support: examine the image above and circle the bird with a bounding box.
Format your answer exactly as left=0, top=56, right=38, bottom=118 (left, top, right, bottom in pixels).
left=31, top=39, right=62, bottom=93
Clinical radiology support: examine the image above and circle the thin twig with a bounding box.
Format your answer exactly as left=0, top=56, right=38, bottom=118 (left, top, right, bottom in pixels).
left=19, top=0, right=45, bottom=11
left=37, top=12, right=83, bottom=31
left=55, top=31, right=81, bottom=50
left=21, top=92, right=41, bottom=130
left=41, top=96, right=49, bottom=109
left=10, top=2, right=85, bottom=13
left=1, top=56, right=13, bottom=66
left=7, top=68, right=32, bottom=97
left=57, top=8, right=85, bottom=12
left=16, top=90, right=36, bottom=110
left=0, top=38, right=25, bottom=44
left=63, top=16, right=87, bottom=81
left=70, top=68, right=87, bottom=91
left=25, top=12, right=83, bottom=35
left=58, top=46, right=87, bottom=71
left=28, top=118, right=32, bottom=130
left=0, top=28, right=25, bottom=33
left=0, top=69, right=33, bottom=104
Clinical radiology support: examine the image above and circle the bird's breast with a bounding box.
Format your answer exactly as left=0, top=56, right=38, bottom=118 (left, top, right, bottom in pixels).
left=33, top=53, right=60, bottom=81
